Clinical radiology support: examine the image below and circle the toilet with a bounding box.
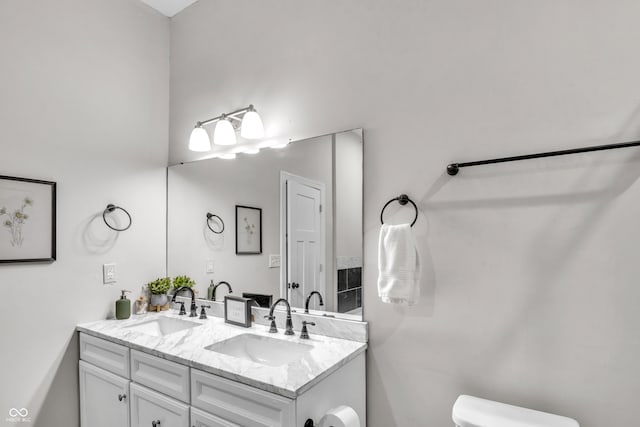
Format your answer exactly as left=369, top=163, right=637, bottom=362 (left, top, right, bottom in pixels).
left=452, top=395, right=579, bottom=427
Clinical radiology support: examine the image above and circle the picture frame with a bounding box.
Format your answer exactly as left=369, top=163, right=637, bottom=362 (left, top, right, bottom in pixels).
left=0, top=175, right=56, bottom=263
left=235, top=205, right=262, bottom=255
left=224, top=296, right=254, bottom=328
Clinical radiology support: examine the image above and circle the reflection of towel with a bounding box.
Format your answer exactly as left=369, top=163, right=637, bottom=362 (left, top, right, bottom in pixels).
left=377, top=224, right=421, bottom=305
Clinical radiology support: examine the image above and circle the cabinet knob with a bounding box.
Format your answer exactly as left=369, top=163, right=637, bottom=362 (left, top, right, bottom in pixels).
left=152, top=421, right=161, bottom=427
left=118, top=394, right=126, bottom=402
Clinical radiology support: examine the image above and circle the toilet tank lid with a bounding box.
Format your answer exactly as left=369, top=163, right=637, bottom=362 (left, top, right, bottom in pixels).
left=452, top=395, right=579, bottom=427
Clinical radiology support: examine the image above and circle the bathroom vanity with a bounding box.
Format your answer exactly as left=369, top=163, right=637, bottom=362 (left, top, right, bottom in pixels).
left=77, top=311, right=366, bottom=427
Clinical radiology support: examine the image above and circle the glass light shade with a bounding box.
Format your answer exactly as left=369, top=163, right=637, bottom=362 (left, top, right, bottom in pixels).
left=188, top=127, right=211, bottom=152
left=213, top=119, right=237, bottom=145
left=240, top=110, right=264, bottom=139
left=271, top=140, right=290, bottom=149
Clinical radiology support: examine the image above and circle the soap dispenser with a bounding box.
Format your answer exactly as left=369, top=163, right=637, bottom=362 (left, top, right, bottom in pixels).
left=207, top=279, right=215, bottom=301
left=116, top=290, right=131, bottom=320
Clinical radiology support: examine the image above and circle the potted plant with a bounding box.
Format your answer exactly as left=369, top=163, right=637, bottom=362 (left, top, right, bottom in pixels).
left=147, top=277, right=171, bottom=307
left=172, top=275, right=195, bottom=289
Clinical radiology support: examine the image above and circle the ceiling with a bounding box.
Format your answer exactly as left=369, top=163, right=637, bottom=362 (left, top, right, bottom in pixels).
left=139, top=0, right=199, bottom=17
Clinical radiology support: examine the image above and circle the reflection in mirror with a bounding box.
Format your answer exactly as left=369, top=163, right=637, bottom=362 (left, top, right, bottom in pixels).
left=167, top=129, right=363, bottom=320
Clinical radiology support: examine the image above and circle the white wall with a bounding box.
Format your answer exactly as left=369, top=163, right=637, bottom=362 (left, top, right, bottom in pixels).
left=170, top=1, right=640, bottom=426
left=168, top=135, right=333, bottom=307
left=0, top=1, right=169, bottom=425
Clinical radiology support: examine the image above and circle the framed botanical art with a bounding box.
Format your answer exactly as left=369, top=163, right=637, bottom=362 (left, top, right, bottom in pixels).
left=0, top=175, right=56, bottom=263
left=235, top=205, right=262, bottom=255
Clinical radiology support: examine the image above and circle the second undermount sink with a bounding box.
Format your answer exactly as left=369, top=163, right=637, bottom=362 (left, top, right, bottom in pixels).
left=205, top=334, right=313, bottom=367
left=125, top=316, right=202, bottom=337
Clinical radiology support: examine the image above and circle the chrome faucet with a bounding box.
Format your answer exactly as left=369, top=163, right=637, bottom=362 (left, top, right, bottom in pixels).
left=211, top=281, right=233, bottom=301
left=304, top=291, right=324, bottom=314
left=266, top=298, right=294, bottom=335
left=172, top=286, right=197, bottom=317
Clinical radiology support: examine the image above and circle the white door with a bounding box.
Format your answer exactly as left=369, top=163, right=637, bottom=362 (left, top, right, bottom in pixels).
left=286, top=176, right=325, bottom=309
left=129, top=383, right=190, bottom=427
left=79, top=361, right=130, bottom=427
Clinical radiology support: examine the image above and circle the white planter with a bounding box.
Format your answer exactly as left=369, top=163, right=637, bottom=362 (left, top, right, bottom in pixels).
left=150, top=294, right=168, bottom=306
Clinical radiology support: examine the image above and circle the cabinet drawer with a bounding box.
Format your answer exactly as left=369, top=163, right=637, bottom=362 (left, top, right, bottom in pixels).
left=80, top=333, right=130, bottom=378
left=130, top=350, right=190, bottom=403
left=191, top=369, right=294, bottom=427
left=130, top=383, right=189, bottom=427
left=191, top=407, right=240, bottom=427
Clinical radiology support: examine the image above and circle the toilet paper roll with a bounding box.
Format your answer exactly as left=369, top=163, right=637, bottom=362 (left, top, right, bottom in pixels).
left=319, top=405, right=360, bottom=427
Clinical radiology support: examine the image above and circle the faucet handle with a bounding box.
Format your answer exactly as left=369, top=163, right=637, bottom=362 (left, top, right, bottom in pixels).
left=199, top=305, right=211, bottom=320
left=177, top=301, right=186, bottom=315
left=264, top=315, right=278, bottom=333
left=300, top=321, right=316, bottom=339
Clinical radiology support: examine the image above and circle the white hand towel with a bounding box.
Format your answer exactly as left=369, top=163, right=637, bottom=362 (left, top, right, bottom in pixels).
left=377, top=223, right=421, bottom=305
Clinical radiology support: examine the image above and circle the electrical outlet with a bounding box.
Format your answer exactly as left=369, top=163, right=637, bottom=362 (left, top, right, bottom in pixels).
left=103, top=263, right=116, bottom=284
left=269, top=254, right=281, bottom=268
left=205, top=259, right=215, bottom=274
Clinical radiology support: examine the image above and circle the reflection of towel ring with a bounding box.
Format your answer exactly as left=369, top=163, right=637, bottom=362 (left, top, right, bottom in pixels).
left=380, top=194, right=418, bottom=227
left=206, top=213, right=224, bottom=234
left=103, top=204, right=132, bottom=231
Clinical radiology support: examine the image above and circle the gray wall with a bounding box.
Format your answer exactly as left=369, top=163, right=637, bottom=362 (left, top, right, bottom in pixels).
left=170, top=1, right=640, bottom=426
left=0, top=0, right=169, bottom=425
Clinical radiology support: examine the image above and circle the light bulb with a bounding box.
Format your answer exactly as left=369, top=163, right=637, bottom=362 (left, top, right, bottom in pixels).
left=213, top=118, right=237, bottom=145
left=240, top=109, right=264, bottom=139
left=219, top=152, right=237, bottom=160
left=188, top=127, right=211, bottom=152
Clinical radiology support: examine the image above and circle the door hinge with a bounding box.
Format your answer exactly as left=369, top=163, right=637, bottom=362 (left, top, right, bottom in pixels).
left=319, top=264, right=323, bottom=273
left=319, top=204, right=323, bottom=213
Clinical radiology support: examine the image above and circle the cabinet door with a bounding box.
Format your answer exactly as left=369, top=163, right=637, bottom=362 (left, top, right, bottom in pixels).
left=79, top=361, right=129, bottom=427
left=130, top=383, right=189, bottom=427
left=191, top=407, right=240, bottom=427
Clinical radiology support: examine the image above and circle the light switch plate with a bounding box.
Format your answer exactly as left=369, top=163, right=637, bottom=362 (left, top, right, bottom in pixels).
left=103, top=263, right=116, bottom=284
left=269, top=254, right=280, bottom=268
left=205, top=259, right=215, bottom=274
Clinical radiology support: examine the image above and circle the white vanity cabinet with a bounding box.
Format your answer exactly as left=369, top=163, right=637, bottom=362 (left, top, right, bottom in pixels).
left=79, top=332, right=366, bottom=427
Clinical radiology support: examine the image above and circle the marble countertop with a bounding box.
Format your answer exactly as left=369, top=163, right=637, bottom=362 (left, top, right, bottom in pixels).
left=77, top=311, right=367, bottom=399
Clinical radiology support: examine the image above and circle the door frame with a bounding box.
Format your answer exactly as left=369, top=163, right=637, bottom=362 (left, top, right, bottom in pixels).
left=279, top=171, right=327, bottom=303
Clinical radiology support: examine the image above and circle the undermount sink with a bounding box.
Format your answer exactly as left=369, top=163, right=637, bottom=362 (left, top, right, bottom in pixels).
left=125, top=316, right=202, bottom=337
left=205, top=334, right=313, bottom=367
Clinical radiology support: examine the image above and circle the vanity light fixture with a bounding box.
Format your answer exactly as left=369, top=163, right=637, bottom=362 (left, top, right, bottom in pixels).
left=188, top=105, right=265, bottom=152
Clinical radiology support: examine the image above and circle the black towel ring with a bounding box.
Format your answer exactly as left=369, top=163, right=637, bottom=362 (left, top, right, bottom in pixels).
left=103, top=204, right=132, bottom=231
left=206, top=213, right=225, bottom=234
left=380, top=194, right=418, bottom=227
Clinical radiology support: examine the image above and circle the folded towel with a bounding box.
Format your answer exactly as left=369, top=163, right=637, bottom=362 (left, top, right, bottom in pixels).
left=377, top=223, right=421, bottom=305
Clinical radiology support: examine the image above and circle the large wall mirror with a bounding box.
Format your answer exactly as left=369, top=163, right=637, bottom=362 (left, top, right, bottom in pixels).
left=167, top=129, right=363, bottom=321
